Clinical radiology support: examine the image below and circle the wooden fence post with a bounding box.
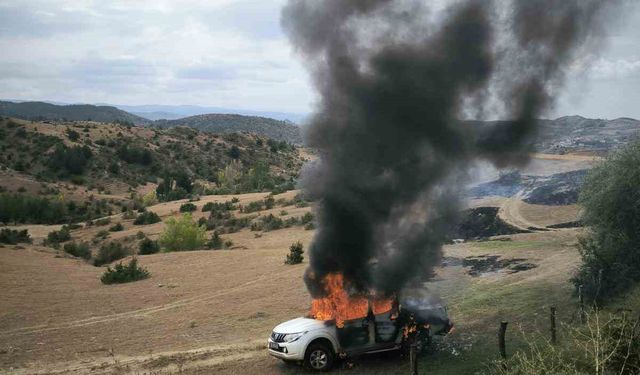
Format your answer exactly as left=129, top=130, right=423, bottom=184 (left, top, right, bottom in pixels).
left=499, top=321, right=508, bottom=360
left=550, top=306, right=557, bottom=345
left=409, top=342, right=419, bottom=375
left=579, top=284, right=586, bottom=324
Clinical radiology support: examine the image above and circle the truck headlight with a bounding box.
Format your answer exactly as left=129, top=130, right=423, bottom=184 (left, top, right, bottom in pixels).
left=282, top=331, right=307, bottom=343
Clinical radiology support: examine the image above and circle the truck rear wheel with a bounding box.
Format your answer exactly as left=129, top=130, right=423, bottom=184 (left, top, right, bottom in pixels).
left=304, top=342, right=334, bottom=371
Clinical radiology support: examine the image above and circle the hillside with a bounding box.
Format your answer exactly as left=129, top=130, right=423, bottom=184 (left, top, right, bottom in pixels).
left=0, top=101, right=150, bottom=126
left=154, top=113, right=304, bottom=144
left=0, top=117, right=307, bottom=224
left=536, top=115, right=640, bottom=154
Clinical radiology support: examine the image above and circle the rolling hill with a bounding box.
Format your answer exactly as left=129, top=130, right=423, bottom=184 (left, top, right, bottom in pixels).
left=153, top=114, right=304, bottom=144
left=0, top=101, right=150, bottom=126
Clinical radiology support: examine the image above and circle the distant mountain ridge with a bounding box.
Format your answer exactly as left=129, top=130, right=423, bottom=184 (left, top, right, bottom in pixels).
left=0, top=101, right=150, bottom=125
left=4, top=100, right=639, bottom=150
left=154, top=113, right=304, bottom=144
left=1, top=101, right=304, bottom=144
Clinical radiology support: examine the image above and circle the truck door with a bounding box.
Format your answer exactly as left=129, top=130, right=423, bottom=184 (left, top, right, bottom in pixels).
left=372, top=299, right=400, bottom=344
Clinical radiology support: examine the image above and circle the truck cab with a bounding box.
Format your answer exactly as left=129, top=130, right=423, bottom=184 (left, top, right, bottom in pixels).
left=267, top=292, right=452, bottom=371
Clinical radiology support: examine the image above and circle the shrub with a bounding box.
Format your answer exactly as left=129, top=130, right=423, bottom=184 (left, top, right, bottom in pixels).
left=159, top=213, right=207, bottom=252
left=300, top=212, right=315, bottom=225
left=0, top=229, right=31, bottom=244
left=134, top=211, right=161, bottom=225
left=261, top=214, right=284, bottom=231
left=304, top=222, right=315, bottom=230
left=48, top=144, right=92, bottom=176
left=264, top=196, right=275, bottom=209
left=94, top=242, right=130, bottom=266
left=138, top=238, right=160, bottom=255
left=285, top=241, right=304, bottom=265
left=94, top=217, right=111, bottom=226
left=228, top=145, right=241, bottom=159
left=202, top=201, right=235, bottom=212
left=101, top=257, right=150, bottom=285
left=142, top=190, right=158, bottom=207
left=179, top=203, right=197, bottom=213
left=66, top=129, right=80, bottom=141
left=109, top=223, right=124, bottom=232
left=488, top=312, right=640, bottom=375
left=574, top=140, right=640, bottom=302
left=207, top=231, right=224, bottom=250
left=94, top=230, right=110, bottom=241
left=45, top=226, right=71, bottom=247
left=63, top=242, right=91, bottom=260
left=243, top=200, right=264, bottom=213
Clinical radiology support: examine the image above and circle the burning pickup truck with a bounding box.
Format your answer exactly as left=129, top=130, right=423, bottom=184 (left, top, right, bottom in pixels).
left=267, top=275, right=453, bottom=371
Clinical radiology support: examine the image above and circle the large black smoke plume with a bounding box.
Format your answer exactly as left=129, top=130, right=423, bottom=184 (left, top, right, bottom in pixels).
left=282, top=0, right=621, bottom=297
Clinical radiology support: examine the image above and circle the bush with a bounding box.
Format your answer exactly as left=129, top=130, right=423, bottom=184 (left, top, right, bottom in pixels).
left=138, top=238, right=160, bottom=255
left=159, top=213, right=207, bottom=252
left=63, top=242, right=91, bottom=260
left=202, top=201, right=235, bottom=212
left=207, top=231, right=224, bottom=250
left=94, top=217, right=111, bottom=226
left=285, top=241, right=304, bottom=265
left=101, top=257, right=150, bottom=285
left=45, top=226, right=71, bottom=247
left=94, top=242, right=130, bottom=266
left=488, top=312, right=640, bottom=375
left=48, top=144, right=92, bottom=176
left=134, top=211, right=161, bottom=225
left=109, top=223, right=124, bottom=232
left=243, top=200, right=264, bottom=213
left=0, top=229, right=31, bottom=244
left=300, top=212, right=315, bottom=225
left=179, top=203, right=197, bottom=213
left=94, top=230, right=110, bottom=241
left=574, top=140, right=640, bottom=302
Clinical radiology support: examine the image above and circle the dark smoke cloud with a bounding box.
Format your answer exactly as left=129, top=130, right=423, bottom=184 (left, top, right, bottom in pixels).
left=282, top=0, right=622, bottom=297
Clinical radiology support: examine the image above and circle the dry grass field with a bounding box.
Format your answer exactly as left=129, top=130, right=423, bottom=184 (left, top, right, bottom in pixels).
left=0, top=185, right=587, bottom=374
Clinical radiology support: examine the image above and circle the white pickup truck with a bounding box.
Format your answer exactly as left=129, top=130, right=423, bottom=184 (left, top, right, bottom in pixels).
left=267, top=293, right=452, bottom=371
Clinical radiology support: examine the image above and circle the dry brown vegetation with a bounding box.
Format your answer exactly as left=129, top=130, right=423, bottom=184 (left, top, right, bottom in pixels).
left=0, top=182, right=596, bottom=374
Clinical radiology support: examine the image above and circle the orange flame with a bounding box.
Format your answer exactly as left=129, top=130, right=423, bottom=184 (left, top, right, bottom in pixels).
left=309, top=273, right=394, bottom=328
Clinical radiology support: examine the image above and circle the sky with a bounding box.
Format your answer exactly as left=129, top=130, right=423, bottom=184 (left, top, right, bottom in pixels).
left=0, top=0, right=639, bottom=119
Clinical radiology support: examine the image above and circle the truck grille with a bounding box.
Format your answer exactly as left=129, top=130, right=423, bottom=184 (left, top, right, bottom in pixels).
left=271, top=332, right=286, bottom=343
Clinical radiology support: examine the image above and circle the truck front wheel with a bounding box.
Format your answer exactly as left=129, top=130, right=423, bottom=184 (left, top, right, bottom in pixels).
left=304, top=342, right=334, bottom=371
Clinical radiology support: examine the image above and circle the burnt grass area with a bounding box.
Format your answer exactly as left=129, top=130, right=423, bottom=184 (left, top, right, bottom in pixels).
left=447, top=207, right=529, bottom=241
left=443, top=255, right=538, bottom=277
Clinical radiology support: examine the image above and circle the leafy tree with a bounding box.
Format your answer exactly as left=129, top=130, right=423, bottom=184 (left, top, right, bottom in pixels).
left=159, top=213, right=207, bottom=252
left=574, top=140, right=640, bottom=302
left=285, top=241, right=304, bottom=265
left=101, top=257, right=150, bottom=284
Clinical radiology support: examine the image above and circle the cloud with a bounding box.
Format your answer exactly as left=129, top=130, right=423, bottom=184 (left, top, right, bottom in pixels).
left=0, top=0, right=638, bottom=118
left=0, top=0, right=313, bottom=113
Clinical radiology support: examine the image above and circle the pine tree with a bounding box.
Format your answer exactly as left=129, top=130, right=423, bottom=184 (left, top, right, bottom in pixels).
left=285, top=241, right=304, bottom=265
